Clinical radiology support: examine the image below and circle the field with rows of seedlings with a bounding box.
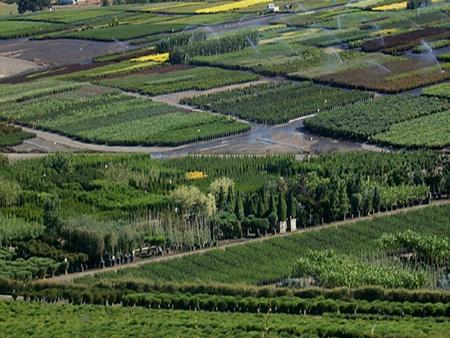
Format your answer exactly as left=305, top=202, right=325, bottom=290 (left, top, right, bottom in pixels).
left=182, top=81, right=372, bottom=124
left=423, top=82, right=450, bottom=99
left=96, top=66, right=260, bottom=96
left=372, top=110, right=450, bottom=148
left=4, top=301, right=450, bottom=337
left=304, top=95, right=450, bottom=142
left=0, top=84, right=249, bottom=146
left=0, top=20, right=66, bottom=39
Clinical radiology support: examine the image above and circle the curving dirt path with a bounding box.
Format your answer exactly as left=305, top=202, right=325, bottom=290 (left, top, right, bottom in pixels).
left=46, top=199, right=450, bottom=283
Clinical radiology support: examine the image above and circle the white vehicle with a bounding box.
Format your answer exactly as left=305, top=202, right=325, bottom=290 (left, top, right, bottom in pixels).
left=267, top=3, right=280, bottom=12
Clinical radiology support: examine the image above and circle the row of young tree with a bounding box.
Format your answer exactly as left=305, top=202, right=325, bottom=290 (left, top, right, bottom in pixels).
left=156, top=30, right=259, bottom=63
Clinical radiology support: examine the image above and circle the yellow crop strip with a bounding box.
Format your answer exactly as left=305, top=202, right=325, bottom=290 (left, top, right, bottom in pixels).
left=373, top=1, right=407, bottom=11
left=131, top=53, right=170, bottom=63
left=196, top=0, right=271, bottom=14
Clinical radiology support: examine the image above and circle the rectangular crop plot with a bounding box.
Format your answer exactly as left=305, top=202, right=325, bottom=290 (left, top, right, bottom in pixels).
left=304, top=95, right=450, bottom=141
left=317, top=59, right=450, bottom=93
left=362, top=28, right=450, bottom=54
left=182, top=81, right=372, bottom=124
left=59, top=22, right=186, bottom=41
left=0, top=20, right=66, bottom=39
left=373, top=110, right=450, bottom=149
left=96, top=66, right=259, bottom=96
left=14, top=8, right=121, bottom=23
left=0, top=84, right=249, bottom=146
left=0, top=79, right=84, bottom=104
left=423, top=82, right=450, bottom=99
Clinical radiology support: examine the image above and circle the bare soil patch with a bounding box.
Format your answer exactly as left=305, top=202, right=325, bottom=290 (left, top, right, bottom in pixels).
left=0, top=38, right=128, bottom=66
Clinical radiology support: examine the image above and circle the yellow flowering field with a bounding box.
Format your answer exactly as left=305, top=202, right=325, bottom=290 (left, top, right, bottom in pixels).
left=373, top=1, right=407, bottom=11
left=131, top=53, right=170, bottom=63
left=196, top=0, right=271, bottom=14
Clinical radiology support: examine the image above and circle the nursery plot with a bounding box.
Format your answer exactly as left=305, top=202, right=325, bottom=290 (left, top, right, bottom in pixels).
left=362, top=28, right=450, bottom=54
left=373, top=110, right=450, bottom=149
left=14, top=8, right=121, bottom=24
left=182, top=81, right=372, bottom=124
left=61, top=60, right=162, bottom=81
left=423, top=82, right=450, bottom=99
left=0, top=86, right=249, bottom=146
left=0, top=79, right=83, bottom=104
left=96, top=66, right=259, bottom=96
left=317, top=58, right=450, bottom=93
left=59, top=22, right=186, bottom=41
left=0, top=20, right=66, bottom=39
left=303, top=95, right=450, bottom=141
left=4, top=302, right=450, bottom=337
left=192, top=41, right=397, bottom=79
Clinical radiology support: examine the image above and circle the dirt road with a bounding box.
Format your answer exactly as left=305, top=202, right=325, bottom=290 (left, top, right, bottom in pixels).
left=47, top=199, right=450, bottom=283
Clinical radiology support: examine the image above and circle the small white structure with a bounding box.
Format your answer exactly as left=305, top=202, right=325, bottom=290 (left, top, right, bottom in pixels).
left=288, top=218, right=297, bottom=232
left=267, top=3, right=280, bottom=12
left=277, top=220, right=287, bottom=234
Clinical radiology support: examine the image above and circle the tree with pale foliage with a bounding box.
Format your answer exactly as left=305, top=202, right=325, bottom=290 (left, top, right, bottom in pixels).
left=171, top=186, right=216, bottom=218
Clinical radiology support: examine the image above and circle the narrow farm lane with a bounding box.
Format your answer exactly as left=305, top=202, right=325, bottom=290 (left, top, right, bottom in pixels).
left=46, top=199, right=450, bottom=283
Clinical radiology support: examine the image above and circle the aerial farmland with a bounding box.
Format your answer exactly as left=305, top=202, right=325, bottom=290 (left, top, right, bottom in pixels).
left=0, top=0, right=450, bottom=336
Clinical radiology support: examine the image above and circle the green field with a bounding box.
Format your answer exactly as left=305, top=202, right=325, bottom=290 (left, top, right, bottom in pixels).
left=0, top=84, right=249, bottom=146
left=373, top=110, right=450, bottom=149
left=0, top=151, right=446, bottom=281
left=304, top=95, right=450, bottom=141
left=0, top=20, right=65, bottom=38
left=3, top=301, right=450, bottom=338
left=96, top=66, right=259, bottom=96
left=1, top=2, right=450, bottom=335
left=423, top=82, right=450, bottom=99
left=182, top=81, right=372, bottom=124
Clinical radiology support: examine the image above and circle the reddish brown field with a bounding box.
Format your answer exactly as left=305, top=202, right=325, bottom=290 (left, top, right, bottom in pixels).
left=362, top=28, right=450, bottom=54
left=318, top=58, right=450, bottom=93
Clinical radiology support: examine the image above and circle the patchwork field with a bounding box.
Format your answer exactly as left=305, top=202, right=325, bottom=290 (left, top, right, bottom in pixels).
left=182, top=81, right=372, bottom=124
left=1, top=1, right=450, bottom=336
left=0, top=81, right=249, bottom=146
left=373, top=110, right=450, bottom=149
left=95, top=66, right=260, bottom=96
left=304, top=95, right=450, bottom=146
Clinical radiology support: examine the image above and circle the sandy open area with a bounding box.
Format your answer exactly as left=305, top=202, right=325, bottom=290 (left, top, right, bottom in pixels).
left=0, top=55, right=41, bottom=78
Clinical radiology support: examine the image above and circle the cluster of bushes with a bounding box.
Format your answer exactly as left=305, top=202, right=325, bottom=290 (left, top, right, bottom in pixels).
left=4, top=277, right=450, bottom=305
left=292, top=249, right=428, bottom=289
